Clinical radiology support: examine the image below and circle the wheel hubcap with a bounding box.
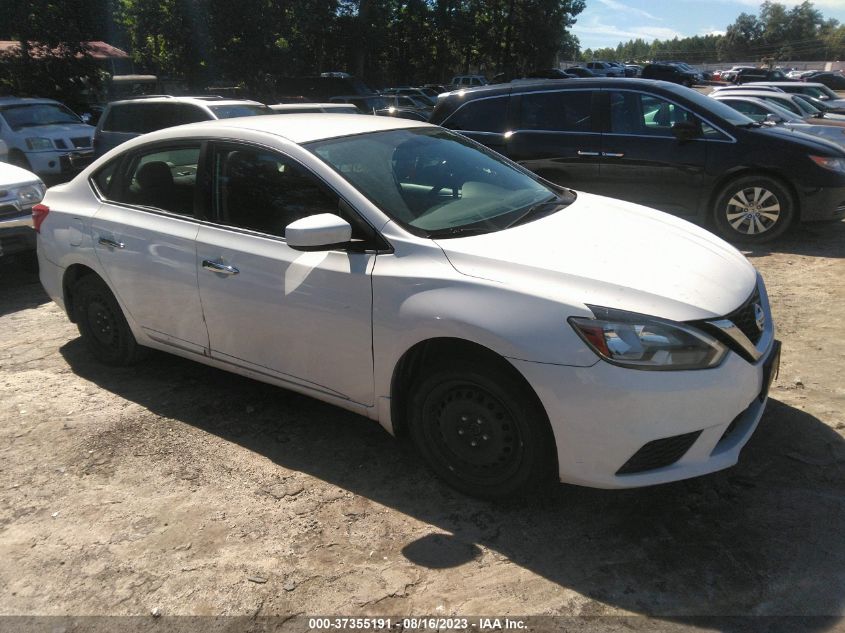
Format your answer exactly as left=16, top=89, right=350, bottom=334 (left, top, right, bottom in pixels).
left=725, top=186, right=781, bottom=235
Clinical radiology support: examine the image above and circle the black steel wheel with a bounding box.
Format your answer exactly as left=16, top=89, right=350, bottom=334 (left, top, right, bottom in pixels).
left=73, top=275, right=144, bottom=365
left=408, top=360, right=554, bottom=499
left=713, top=175, right=795, bottom=243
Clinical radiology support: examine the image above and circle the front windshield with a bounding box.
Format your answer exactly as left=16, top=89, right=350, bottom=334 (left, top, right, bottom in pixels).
left=209, top=104, right=271, bottom=118
left=810, top=84, right=839, bottom=99
left=307, top=128, right=568, bottom=237
left=793, top=95, right=823, bottom=115
left=0, top=103, right=82, bottom=130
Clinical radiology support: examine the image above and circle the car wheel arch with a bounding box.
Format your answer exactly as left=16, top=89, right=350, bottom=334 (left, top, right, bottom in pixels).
left=62, top=264, right=101, bottom=323
left=388, top=337, right=549, bottom=444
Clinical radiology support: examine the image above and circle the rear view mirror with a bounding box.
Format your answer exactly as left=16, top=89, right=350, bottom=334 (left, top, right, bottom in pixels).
left=764, top=113, right=781, bottom=125
left=285, top=213, right=352, bottom=251
left=671, top=120, right=700, bottom=141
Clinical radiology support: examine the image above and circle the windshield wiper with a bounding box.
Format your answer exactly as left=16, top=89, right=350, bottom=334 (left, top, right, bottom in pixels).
left=427, top=226, right=494, bottom=239
left=503, top=197, right=571, bottom=229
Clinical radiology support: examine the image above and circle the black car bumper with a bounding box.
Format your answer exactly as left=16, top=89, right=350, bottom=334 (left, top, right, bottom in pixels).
left=0, top=225, right=36, bottom=257
left=796, top=185, right=845, bottom=222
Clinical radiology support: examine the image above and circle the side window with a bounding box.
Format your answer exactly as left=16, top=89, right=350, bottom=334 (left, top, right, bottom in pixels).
left=109, top=145, right=201, bottom=215
left=171, top=104, right=210, bottom=125
left=91, top=160, right=119, bottom=197
left=723, top=100, right=767, bottom=122
left=762, top=97, right=800, bottom=115
left=445, top=97, right=508, bottom=132
left=609, top=92, right=696, bottom=136
left=213, top=146, right=343, bottom=239
left=519, top=91, right=593, bottom=132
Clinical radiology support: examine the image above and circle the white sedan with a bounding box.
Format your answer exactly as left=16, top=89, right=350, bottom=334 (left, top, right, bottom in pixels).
left=35, top=115, right=780, bottom=498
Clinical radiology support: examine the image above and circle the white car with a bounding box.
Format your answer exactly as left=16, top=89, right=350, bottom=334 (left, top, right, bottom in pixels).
left=0, top=97, right=95, bottom=178
left=36, top=115, right=780, bottom=498
left=0, top=161, right=46, bottom=258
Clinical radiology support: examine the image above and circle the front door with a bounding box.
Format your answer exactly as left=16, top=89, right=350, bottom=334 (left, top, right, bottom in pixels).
left=195, top=143, right=375, bottom=405
left=598, top=90, right=707, bottom=217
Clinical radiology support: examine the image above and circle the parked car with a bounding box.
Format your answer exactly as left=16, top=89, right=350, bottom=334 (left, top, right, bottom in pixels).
left=94, top=96, right=271, bottom=157
left=624, top=64, right=643, bottom=77
left=733, top=68, right=794, bottom=84
left=329, top=95, right=391, bottom=113
left=584, top=61, right=622, bottom=77
left=723, top=89, right=845, bottom=120
left=36, top=114, right=780, bottom=498
left=802, top=72, right=845, bottom=91
left=564, top=67, right=596, bottom=78
left=0, top=97, right=95, bottom=179
left=382, top=88, right=436, bottom=106
left=0, top=161, right=45, bottom=259
left=430, top=78, right=845, bottom=242
left=451, top=75, right=488, bottom=88
left=720, top=66, right=756, bottom=83
left=640, top=63, right=699, bottom=87
left=269, top=103, right=361, bottom=114
left=746, top=82, right=845, bottom=113
left=378, top=94, right=433, bottom=117
left=275, top=75, right=376, bottom=101
left=423, top=84, right=450, bottom=94
left=0, top=138, right=7, bottom=162
left=710, top=94, right=845, bottom=148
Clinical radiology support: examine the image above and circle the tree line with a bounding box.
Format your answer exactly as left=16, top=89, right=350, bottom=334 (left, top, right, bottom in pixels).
left=584, top=1, right=845, bottom=64
left=0, top=0, right=584, bottom=103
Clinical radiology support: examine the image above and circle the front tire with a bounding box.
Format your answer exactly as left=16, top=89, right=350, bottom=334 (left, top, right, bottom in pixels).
left=407, top=360, right=555, bottom=499
left=73, top=275, right=144, bottom=365
left=713, top=175, right=795, bottom=243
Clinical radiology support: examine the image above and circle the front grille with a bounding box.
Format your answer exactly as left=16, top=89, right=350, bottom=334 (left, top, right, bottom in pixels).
left=616, top=430, right=702, bottom=475
left=70, top=136, right=92, bottom=148
left=53, top=138, right=67, bottom=149
left=0, top=203, right=21, bottom=219
left=724, top=286, right=763, bottom=345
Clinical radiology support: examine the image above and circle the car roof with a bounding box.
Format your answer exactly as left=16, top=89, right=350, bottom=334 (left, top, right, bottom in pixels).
left=0, top=96, right=62, bottom=106
left=439, top=77, right=688, bottom=99
left=745, top=81, right=826, bottom=88
left=119, top=112, right=428, bottom=145
left=107, top=96, right=265, bottom=107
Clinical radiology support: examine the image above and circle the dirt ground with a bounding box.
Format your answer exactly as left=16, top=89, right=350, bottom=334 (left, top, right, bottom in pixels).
left=0, top=220, right=844, bottom=630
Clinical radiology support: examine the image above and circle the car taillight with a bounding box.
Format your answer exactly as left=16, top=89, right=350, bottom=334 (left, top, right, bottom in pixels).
left=32, top=204, right=50, bottom=233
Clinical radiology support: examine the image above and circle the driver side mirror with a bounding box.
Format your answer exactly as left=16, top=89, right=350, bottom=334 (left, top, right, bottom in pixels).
left=285, top=213, right=352, bottom=251
left=763, top=113, right=782, bottom=126
left=81, top=113, right=92, bottom=124
left=671, top=120, right=700, bottom=141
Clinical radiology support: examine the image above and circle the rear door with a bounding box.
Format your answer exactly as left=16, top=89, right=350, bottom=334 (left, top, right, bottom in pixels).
left=505, top=88, right=602, bottom=191
left=91, top=142, right=209, bottom=354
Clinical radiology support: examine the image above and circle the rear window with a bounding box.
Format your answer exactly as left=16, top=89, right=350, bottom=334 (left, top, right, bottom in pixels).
left=444, top=97, right=508, bottom=133
left=208, top=104, right=271, bottom=118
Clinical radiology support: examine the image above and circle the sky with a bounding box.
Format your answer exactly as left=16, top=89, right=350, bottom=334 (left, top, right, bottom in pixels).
left=571, top=0, right=845, bottom=51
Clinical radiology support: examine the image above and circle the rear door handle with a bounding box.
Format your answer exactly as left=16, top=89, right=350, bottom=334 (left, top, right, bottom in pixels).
left=602, top=152, right=625, bottom=158
left=202, top=259, right=239, bottom=275
left=98, top=236, right=125, bottom=249
left=577, top=150, right=601, bottom=156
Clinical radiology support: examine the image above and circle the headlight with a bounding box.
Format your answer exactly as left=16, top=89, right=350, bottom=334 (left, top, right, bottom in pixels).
left=15, top=183, right=46, bottom=206
left=569, top=306, right=727, bottom=371
left=809, top=155, right=845, bottom=173
left=25, top=137, right=54, bottom=150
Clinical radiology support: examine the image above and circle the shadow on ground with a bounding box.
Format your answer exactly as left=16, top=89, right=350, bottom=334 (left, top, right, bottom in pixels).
left=60, top=339, right=845, bottom=627
left=0, top=256, right=50, bottom=317
left=740, top=219, right=845, bottom=259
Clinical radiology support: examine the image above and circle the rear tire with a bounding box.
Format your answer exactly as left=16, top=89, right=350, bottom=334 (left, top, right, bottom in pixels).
left=407, top=359, right=555, bottom=499
left=713, top=175, right=795, bottom=244
left=72, top=275, right=145, bottom=365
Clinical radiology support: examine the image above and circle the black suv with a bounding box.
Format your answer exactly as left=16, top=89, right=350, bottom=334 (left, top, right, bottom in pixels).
left=734, top=68, right=793, bottom=84
left=641, top=63, right=699, bottom=87
left=430, top=78, right=845, bottom=242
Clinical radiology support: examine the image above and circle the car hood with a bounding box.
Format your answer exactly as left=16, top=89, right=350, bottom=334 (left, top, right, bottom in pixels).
left=433, top=192, right=757, bottom=322
left=0, top=161, right=42, bottom=187
left=16, top=123, right=94, bottom=139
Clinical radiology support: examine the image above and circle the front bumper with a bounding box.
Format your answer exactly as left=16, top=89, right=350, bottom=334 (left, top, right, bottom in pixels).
left=25, top=149, right=94, bottom=176
left=796, top=184, right=845, bottom=222
left=510, top=339, right=779, bottom=489
left=0, top=205, right=36, bottom=256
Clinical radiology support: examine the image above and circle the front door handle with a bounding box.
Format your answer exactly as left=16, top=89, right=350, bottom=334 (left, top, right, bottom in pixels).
left=577, top=150, right=601, bottom=157
left=602, top=152, right=625, bottom=158
left=202, top=260, right=239, bottom=275
left=98, top=236, right=125, bottom=249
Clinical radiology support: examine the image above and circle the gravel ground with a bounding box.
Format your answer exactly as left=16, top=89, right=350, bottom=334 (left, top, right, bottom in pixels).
left=0, top=220, right=844, bottom=631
